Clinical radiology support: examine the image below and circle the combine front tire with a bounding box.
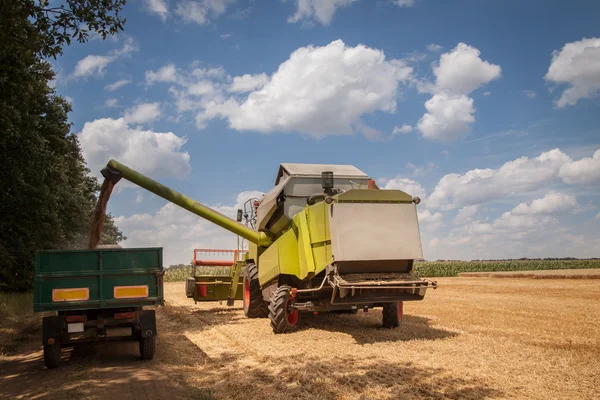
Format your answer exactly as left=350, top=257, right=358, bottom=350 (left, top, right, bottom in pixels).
left=243, top=263, right=269, bottom=318
left=268, top=285, right=299, bottom=334
left=382, top=301, right=403, bottom=329
left=43, top=342, right=61, bottom=369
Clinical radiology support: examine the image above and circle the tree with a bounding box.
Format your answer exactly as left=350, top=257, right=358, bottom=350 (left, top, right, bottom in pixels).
left=101, top=213, right=127, bottom=245
left=0, top=1, right=127, bottom=291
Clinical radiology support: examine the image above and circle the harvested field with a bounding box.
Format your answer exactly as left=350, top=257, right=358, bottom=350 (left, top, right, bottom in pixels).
left=1, top=277, right=599, bottom=399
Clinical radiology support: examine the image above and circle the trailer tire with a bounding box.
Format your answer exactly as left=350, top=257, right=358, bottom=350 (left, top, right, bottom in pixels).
left=43, top=342, right=61, bottom=369
left=243, top=263, right=269, bottom=318
left=139, top=336, right=156, bottom=360
left=382, top=301, right=403, bottom=329
left=268, top=285, right=299, bottom=334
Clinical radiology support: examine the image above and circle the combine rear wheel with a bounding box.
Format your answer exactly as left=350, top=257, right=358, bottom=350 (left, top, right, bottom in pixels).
left=268, top=285, right=299, bottom=334
left=243, top=263, right=269, bottom=318
left=382, top=301, right=403, bottom=328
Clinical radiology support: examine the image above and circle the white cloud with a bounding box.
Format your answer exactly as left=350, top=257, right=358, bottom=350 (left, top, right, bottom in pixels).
left=145, top=0, right=168, bottom=21
left=220, top=33, right=233, bottom=39
left=417, top=43, right=501, bottom=141
left=523, top=90, right=536, bottom=99
left=105, top=98, right=119, bottom=108
left=71, top=38, right=138, bottom=79
left=545, top=37, right=600, bottom=108
left=427, top=148, right=572, bottom=210
left=394, top=0, right=416, bottom=6
left=433, top=43, right=502, bottom=94
left=466, top=192, right=582, bottom=237
left=229, top=73, right=269, bottom=93
left=148, top=40, right=413, bottom=139
left=392, top=123, right=413, bottom=135
left=175, top=0, right=234, bottom=25
left=483, top=91, right=491, bottom=96
left=509, top=192, right=578, bottom=215
left=596, top=212, right=600, bottom=220
left=427, top=44, right=443, bottom=52
left=558, top=149, right=600, bottom=185
left=417, top=93, right=475, bottom=141
left=198, top=40, right=413, bottom=138
left=115, top=190, right=264, bottom=266
left=73, top=55, right=114, bottom=78
left=135, top=193, right=144, bottom=204
left=453, top=205, right=480, bottom=225
left=427, top=148, right=600, bottom=210
left=78, top=117, right=190, bottom=180
left=124, top=102, right=162, bottom=124
left=146, top=64, right=178, bottom=84
left=418, top=209, right=443, bottom=231
left=429, top=193, right=585, bottom=259
left=382, top=177, right=426, bottom=198
left=287, top=0, right=358, bottom=26
left=105, top=79, right=131, bottom=92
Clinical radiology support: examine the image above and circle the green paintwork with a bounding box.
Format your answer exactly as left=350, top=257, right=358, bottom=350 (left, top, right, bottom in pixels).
left=106, top=160, right=272, bottom=247
left=256, top=201, right=333, bottom=285
left=34, top=248, right=164, bottom=312
left=193, top=275, right=243, bottom=301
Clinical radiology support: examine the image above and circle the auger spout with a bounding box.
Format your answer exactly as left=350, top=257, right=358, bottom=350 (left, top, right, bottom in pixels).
left=101, top=159, right=272, bottom=247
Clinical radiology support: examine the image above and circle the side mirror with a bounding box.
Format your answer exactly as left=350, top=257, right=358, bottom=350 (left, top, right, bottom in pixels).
left=236, top=209, right=243, bottom=222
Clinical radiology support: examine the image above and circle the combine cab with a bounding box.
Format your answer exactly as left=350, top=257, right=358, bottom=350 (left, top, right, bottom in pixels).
left=101, top=160, right=437, bottom=334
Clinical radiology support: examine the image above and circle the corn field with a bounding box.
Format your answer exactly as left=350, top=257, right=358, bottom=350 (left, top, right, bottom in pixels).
left=165, top=259, right=600, bottom=281
left=414, top=259, right=600, bottom=277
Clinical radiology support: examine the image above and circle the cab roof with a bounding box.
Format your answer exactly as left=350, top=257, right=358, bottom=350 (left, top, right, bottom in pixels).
left=275, top=163, right=369, bottom=185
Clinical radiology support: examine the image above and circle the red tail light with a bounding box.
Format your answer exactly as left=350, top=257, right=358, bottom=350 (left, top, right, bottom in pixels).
left=114, top=312, right=136, bottom=320
left=65, top=315, right=86, bottom=323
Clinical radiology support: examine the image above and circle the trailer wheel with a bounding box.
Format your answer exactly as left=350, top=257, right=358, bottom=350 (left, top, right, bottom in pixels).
left=382, top=301, right=403, bottom=329
left=268, top=285, right=299, bottom=334
left=243, top=263, right=269, bottom=318
left=43, top=342, right=61, bottom=369
left=139, top=336, right=156, bottom=360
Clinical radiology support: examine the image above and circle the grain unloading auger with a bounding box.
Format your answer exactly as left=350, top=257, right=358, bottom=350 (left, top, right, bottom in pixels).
left=101, top=160, right=437, bottom=333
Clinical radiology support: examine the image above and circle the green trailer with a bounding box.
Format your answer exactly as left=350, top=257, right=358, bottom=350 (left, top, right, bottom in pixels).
left=34, top=246, right=164, bottom=368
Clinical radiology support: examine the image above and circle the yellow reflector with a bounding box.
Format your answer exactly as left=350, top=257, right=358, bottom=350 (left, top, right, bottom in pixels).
left=52, top=288, right=89, bottom=302
left=114, top=285, right=149, bottom=299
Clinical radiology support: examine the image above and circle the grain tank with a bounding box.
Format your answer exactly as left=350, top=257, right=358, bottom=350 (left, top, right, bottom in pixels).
left=101, top=160, right=437, bottom=334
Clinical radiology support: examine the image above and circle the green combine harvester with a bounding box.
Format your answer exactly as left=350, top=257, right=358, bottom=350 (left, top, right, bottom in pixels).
left=102, top=160, right=437, bottom=333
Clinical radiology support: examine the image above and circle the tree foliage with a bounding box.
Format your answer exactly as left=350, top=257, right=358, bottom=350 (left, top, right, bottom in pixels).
left=25, top=0, right=127, bottom=58
left=0, top=1, right=126, bottom=291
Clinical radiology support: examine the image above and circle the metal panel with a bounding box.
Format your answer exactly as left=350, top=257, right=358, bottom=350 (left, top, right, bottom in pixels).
left=34, top=248, right=164, bottom=312
left=329, top=203, right=423, bottom=261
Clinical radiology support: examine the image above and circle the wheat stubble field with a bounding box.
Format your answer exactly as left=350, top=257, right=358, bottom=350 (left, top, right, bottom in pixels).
left=157, top=278, right=600, bottom=400
left=1, top=277, right=599, bottom=400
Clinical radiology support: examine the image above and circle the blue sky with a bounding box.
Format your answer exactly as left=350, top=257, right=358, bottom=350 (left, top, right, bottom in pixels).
left=52, top=0, right=600, bottom=265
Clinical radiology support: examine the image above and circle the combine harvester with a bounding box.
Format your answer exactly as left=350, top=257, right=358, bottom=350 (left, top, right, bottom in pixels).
left=101, top=161, right=437, bottom=333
